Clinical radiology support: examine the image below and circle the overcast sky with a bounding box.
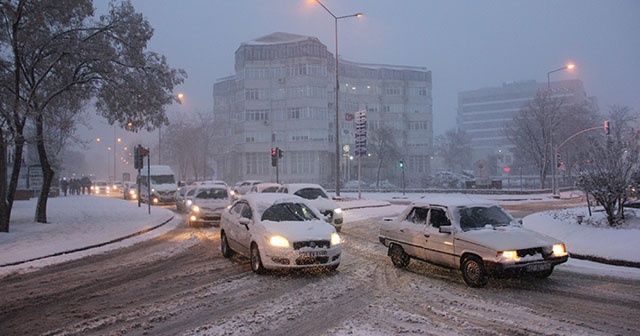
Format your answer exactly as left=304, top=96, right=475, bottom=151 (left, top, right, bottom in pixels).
left=95, top=0, right=637, bottom=132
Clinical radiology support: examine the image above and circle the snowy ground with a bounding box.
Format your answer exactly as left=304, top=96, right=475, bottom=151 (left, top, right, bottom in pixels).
left=1, top=191, right=639, bottom=280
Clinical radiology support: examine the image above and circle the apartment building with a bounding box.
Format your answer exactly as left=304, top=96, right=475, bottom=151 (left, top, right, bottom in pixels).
left=212, top=32, right=432, bottom=187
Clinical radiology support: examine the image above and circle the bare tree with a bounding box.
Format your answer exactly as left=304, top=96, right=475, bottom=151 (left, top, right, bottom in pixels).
left=576, top=105, right=639, bottom=226
left=368, top=126, right=401, bottom=188
left=435, top=128, right=471, bottom=173
left=504, top=90, right=597, bottom=189
left=0, top=0, right=185, bottom=231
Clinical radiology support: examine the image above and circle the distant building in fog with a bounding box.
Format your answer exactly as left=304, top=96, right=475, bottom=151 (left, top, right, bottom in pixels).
left=212, top=32, right=433, bottom=187
left=457, top=79, right=597, bottom=179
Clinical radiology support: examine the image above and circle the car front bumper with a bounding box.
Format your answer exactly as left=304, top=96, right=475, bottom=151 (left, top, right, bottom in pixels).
left=484, top=255, right=568, bottom=276
left=261, top=245, right=341, bottom=269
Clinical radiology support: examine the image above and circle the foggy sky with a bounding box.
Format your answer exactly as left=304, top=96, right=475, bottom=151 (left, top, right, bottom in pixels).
left=84, top=0, right=639, bottom=178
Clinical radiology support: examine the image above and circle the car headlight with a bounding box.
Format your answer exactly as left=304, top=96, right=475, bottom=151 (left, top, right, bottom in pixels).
left=269, top=235, right=289, bottom=247
left=331, top=232, right=341, bottom=246
left=191, top=205, right=200, bottom=213
left=334, top=208, right=343, bottom=215
left=552, top=244, right=568, bottom=257
left=498, top=250, right=520, bottom=261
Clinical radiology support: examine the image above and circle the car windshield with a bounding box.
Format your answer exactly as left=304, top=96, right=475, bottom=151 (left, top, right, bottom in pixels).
left=457, top=205, right=513, bottom=231
left=294, top=188, right=327, bottom=200
left=150, top=175, right=175, bottom=184
left=261, top=202, right=319, bottom=222
left=195, top=188, right=228, bottom=199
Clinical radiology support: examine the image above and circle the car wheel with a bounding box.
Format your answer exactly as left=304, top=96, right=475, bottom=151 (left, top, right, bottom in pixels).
left=461, top=255, right=487, bottom=287
left=221, top=231, right=234, bottom=258
left=250, top=243, right=266, bottom=274
left=389, top=244, right=410, bottom=268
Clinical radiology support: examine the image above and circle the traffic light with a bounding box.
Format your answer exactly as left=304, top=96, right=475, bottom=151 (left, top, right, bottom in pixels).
left=277, top=147, right=284, bottom=159
left=604, top=120, right=610, bottom=135
left=134, top=145, right=143, bottom=169
left=271, top=148, right=277, bottom=167
left=399, top=160, right=405, bottom=168
left=556, top=153, right=561, bottom=168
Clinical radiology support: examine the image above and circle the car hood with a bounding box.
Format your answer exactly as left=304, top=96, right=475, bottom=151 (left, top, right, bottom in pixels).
left=262, top=220, right=335, bottom=241
left=193, top=199, right=229, bottom=210
left=458, top=225, right=563, bottom=251
left=304, top=197, right=338, bottom=211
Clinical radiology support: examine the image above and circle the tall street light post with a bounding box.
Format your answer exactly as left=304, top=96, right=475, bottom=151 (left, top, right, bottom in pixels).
left=546, top=63, right=575, bottom=197
left=315, top=0, right=361, bottom=197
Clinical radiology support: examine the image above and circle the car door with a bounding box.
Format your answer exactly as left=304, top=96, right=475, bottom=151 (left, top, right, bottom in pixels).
left=399, top=206, right=430, bottom=259
left=423, top=207, right=456, bottom=267
left=226, top=201, right=254, bottom=255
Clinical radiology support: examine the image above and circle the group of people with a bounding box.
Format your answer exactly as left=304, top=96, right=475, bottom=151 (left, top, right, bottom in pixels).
left=59, top=176, right=92, bottom=196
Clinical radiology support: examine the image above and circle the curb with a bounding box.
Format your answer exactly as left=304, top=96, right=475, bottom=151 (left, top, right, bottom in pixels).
left=569, top=253, right=640, bottom=269
left=0, top=216, right=175, bottom=268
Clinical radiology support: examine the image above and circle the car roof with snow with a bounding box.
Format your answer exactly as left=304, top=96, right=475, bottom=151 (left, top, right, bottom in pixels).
left=412, top=194, right=499, bottom=208
left=239, top=193, right=312, bottom=210
left=280, top=183, right=326, bottom=192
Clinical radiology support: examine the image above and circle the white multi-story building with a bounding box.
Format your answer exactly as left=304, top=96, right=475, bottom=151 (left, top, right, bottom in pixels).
left=213, top=32, right=432, bottom=188
left=457, top=79, right=596, bottom=179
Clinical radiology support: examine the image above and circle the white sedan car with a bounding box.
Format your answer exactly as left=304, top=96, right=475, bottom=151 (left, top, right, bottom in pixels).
left=379, top=197, right=569, bottom=287
left=220, top=193, right=341, bottom=273
left=277, top=183, right=344, bottom=232
left=187, top=186, right=232, bottom=227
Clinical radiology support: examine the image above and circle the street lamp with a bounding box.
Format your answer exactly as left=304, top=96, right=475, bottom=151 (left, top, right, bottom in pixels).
left=314, top=0, right=362, bottom=196
left=546, top=62, right=575, bottom=196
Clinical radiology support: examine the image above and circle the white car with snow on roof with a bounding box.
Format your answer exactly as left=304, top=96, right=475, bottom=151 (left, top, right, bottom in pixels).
left=219, top=193, right=341, bottom=273
left=277, top=183, right=343, bottom=232
left=378, top=197, right=569, bottom=287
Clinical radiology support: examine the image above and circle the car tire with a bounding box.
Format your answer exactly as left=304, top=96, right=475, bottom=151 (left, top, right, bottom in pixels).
left=221, top=231, right=234, bottom=258
left=389, top=244, right=410, bottom=268
left=250, top=243, right=266, bottom=274
left=461, top=255, right=487, bottom=288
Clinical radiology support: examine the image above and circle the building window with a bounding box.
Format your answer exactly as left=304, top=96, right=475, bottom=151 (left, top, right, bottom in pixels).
left=289, top=151, right=314, bottom=174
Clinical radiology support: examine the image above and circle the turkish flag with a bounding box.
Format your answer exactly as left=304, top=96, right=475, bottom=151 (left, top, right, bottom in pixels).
left=345, top=113, right=355, bottom=121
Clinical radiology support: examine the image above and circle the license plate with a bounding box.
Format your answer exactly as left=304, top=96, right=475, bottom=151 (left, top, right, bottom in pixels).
left=300, top=251, right=327, bottom=258
left=526, top=263, right=551, bottom=272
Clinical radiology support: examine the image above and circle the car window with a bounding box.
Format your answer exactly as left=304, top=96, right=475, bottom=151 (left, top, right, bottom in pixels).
left=261, top=202, right=319, bottom=222
left=263, top=186, right=279, bottom=193
left=240, top=203, right=253, bottom=219
left=186, top=188, right=197, bottom=196
left=429, top=208, right=451, bottom=228
left=458, top=205, right=511, bottom=231
left=196, top=188, right=228, bottom=199
left=405, top=207, right=428, bottom=225
left=294, top=188, right=327, bottom=200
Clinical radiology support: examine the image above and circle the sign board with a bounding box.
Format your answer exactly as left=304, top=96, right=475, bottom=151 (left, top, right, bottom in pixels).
left=28, top=165, right=43, bottom=190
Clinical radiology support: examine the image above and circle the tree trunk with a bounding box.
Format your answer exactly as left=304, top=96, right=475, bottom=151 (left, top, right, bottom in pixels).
left=0, top=129, right=9, bottom=233
left=1, top=134, right=26, bottom=233
left=34, top=115, right=54, bottom=223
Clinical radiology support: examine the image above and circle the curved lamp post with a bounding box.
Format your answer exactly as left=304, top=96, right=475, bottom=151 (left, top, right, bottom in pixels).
left=546, top=63, right=575, bottom=196
left=314, top=0, right=362, bottom=196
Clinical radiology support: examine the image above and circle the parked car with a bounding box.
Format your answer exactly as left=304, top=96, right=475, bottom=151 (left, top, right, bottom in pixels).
left=219, top=193, right=341, bottom=273
left=249, top=182, right=281, bottom=193
left=123, top=182, right=137, bottom=200
left=187, top=186, right=232, bottom=227
left=378, top=197, right=569, bottom=287
left=277, top=183, right=343, bottom=232
left=233, top=180, right=263, bottom=195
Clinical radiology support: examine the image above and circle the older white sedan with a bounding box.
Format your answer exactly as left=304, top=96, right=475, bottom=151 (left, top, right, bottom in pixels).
left=220, top=193, right=341, bottom=273
left=379, top=197, right=568, bottom=287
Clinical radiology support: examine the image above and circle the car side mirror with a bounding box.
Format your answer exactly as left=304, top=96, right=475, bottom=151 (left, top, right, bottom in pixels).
left=239, top=217, right=250, bottom=230
left=439, top=225, right=453, bottom=234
